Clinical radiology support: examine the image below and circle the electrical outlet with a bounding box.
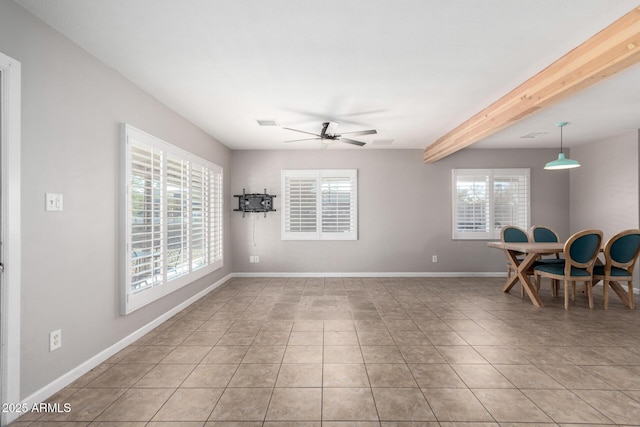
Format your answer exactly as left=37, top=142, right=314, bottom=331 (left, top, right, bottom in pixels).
left=254, top=256, right=259, bottom=263
left=249, top=256, right=260, bottom=263
left=432, top=255, right=438, bottom=263
left=50, top=329, right=62, bottom=351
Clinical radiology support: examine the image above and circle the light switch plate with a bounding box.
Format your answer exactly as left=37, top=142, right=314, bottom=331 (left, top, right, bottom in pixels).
left=45, top=193, right=63, bottom=211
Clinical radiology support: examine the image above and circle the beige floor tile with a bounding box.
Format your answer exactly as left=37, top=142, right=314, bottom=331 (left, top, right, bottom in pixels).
left=408, top=364, right=467, bottom=388
left=160, top=345, right=212, bottom=364
left=241, top=345, right=285, bottom=363
left=37, top=387, right=126, bottom=422
left=134, top=363, right=196, bottom=388
left=522, top=389, right=612, bottom=424
left=276, top=363, right=322, bottom=387
left=325, top=331, right=360, bottom=346
left=87, top=364, right=154, bottom=388
left=538, top=365, right=615, bottom=390
left=357, top=330, right=396, bottom=346
left=494, top=365, right=564, bottom=389
left=252, top=331, right=290, bottom=345
left=322, top=388, right=379, bottom=421
left=118, top=345, right=176, bottom=364
left=182, top=331, right=224, bottom=346
left=288, top=331, right=324, bottom=345
left=435, top=346, right=487, bottom=364
left=472, top=388, right=553, bottom=423
left=324, top=364, right=370, bottom=387
left=451, top=364, right=514, bottom=389
left=361, top=346, right=405, bottom=364
left=398, top=346, right=446, bottom=364
left=228, top=363, right=279, bottom=387
left=422, top=388, right=493, bottom=422
left=423, top=331, right=467, bottom=346
left=95, top=388, right=174, bottom=421
left=283, top=345, right=323, bottom=363
left=366, top=363, right=417, bottom=387
left=182, top=364, right=238, bottom=388
left=202, top=346, right=249, bottom=364
left=29, top=277, right=640, bottom=426
left=324, top=346, right=364, bottom=363
left=152, top=388, right=223, bottom=421
left=573, top=389, right=640, bottom=424
left=265, top=388, right=322, bottom=421
left=324, top=320, right=356, bottom=331
left=372, top=388, right=435, bottom=421
left=209, top=387, right=272, bottom=421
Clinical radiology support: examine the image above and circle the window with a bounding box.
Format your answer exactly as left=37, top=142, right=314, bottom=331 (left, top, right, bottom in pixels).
left=281, top=169, right=358, bottom=240
left=122, top=124, right=223, bottom=313
left=452, top=168, right=530, bottom=240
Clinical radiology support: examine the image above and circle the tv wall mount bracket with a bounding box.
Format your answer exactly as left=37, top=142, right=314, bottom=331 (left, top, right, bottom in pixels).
left=233, top=188, right=276, bottom=218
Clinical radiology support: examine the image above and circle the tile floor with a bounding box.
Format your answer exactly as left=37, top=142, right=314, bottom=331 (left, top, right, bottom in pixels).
left=11, top=276, right=640, bottom=426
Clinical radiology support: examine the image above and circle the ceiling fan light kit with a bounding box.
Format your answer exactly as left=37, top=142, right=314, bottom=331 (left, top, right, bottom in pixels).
left=544, top=122, right=581, bottom=170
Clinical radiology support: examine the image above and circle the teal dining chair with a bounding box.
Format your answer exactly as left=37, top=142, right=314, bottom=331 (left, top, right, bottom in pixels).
left=501, top=226, right=529, bottom=279
left=530, top=225, right=564, bottom=296
left=501, top=225, right=537, bottom=298
left=534, top=229, right=603, bottom=310
left=593, top=229, right=640, bottom=310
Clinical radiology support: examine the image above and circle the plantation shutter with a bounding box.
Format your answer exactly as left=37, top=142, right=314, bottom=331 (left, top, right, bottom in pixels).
left=452, top=168, right=529, bottom=240
left=209, top=169, right=223, bottom=264
left=191, top=164, right=206, bottom=270
left=124, top=124, right=223, bottom=314
left=129, top=142, right=164, bottom=294
left=166, top=156, right=190, bottom=279
left=493, top=171, right=529, bottom=234
left=282, top=170, right=357, bottom=240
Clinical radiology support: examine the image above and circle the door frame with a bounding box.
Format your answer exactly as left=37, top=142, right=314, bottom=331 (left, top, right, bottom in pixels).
left=0, top=51, right=21, bottom=425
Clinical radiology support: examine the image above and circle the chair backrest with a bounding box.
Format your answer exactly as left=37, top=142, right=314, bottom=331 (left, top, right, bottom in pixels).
left=604, top=229, right=640, bottom=274
left=530, top=226, right=559, bottom=243
left=564, top=229, right=603, bottom=272
left=501, top=226, right=529, bottom=243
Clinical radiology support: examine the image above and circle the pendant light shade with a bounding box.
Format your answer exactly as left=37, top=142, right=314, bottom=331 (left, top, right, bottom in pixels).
left=544, top=122, right=580, bottom=170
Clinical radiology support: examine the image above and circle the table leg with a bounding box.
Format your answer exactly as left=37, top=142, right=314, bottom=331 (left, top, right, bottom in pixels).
left=608, top=280, right=634, bottom=309
left=501, top=251, right=544, bottom=308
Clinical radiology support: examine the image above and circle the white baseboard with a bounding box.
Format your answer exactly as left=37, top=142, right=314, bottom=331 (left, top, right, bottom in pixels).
left=16, top=273, right=232, bottom=418
left=232, top=271, right=506, bottom=278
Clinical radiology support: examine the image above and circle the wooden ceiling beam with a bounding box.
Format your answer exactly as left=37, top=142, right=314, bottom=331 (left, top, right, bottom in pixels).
left=423, top=6, right=640, bottom=163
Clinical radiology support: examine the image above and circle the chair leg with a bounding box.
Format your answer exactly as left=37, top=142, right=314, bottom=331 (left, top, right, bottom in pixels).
left=586, top=280, right=594, bottom=310
left=628, top=280, right=634, bottom=310
left=571, top=281, right=576, bottom=302
left=603, top=280, right=609, bottom=310
left=564, top=280, right=570, bottom=310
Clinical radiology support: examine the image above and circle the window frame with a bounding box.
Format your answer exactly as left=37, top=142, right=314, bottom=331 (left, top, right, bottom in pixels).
left=121, top=124, right=223, bottom=314
left=281, top=169, right=358, bottom=241
left=452, top=168, right=530, bottom=240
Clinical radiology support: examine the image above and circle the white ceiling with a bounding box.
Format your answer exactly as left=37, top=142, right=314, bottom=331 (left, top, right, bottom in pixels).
left=15, top=0, right=640, bottom=152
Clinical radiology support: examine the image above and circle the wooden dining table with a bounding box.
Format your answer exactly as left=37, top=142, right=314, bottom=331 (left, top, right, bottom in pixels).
left=487, top=241, right=634, bottom=308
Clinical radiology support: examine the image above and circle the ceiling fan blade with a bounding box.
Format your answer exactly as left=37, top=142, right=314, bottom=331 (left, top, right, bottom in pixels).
left=282, top=127, right=321, bottom=137
left=340, top=138, right=366, bottom=146
left=340, top=129, right=377, bottom=136
left=284, top=138, right=321, bottom=143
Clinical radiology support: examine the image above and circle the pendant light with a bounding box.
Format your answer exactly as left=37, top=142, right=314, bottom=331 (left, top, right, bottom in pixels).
left=544, top=122, right=580, bottom=170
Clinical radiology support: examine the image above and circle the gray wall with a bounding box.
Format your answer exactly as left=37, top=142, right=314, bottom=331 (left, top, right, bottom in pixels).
left=569, top=130, right=640, bottom=282
left=570, top=130, right=639, bottom=236
left=230, top=148, right=571, bottom=274
left=0, top=1, right=232, bottom=398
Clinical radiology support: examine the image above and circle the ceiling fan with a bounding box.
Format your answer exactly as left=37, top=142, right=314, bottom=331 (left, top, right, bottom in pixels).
left=283, top=121, right=376, bottom=146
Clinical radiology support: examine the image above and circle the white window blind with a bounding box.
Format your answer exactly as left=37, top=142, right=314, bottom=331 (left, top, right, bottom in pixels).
left=123, top=124, right=223, bottom=314
left=282, top=169, right=357, bottom=240
left=452, top=168, right=529, bottom=240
